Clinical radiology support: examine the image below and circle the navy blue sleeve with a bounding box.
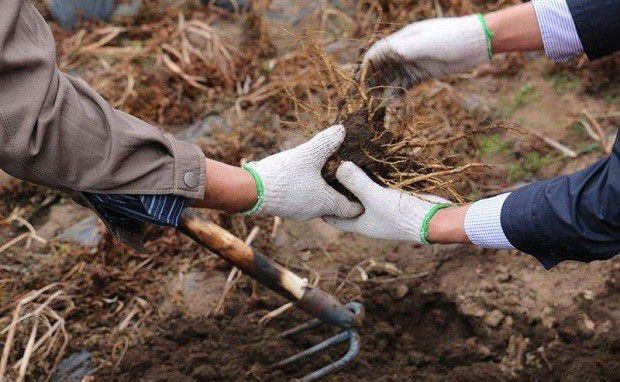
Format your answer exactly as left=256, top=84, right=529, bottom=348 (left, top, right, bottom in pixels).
left=566, top=0, right=620, bottom=60
left=501, top=130, right=620, bottom=269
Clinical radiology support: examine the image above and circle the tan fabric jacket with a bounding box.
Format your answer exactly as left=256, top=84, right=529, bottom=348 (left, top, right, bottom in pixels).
left=0, top=1, right=206, bottom=205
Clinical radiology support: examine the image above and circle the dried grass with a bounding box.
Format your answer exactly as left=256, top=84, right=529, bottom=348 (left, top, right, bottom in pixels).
left=263, top=35, right=503, bottom=201
left=0, top=284, right=72, bottom=382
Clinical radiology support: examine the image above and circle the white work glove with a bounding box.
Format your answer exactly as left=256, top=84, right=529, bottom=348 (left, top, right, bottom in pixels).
left=243, top=125, right=363, bottom=221
left=363, top=14, right=493, bottom=90
left=324, top=162, right=451, bottom=243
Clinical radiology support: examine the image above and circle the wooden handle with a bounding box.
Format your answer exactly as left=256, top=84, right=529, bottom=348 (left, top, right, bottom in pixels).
left=178, top=211, right=361, bottom=329
left=178, top=211, right=307, bottom=300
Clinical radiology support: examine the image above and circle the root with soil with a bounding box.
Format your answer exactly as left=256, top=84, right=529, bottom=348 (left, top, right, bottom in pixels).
left=276, top=37, right=500, bottom=201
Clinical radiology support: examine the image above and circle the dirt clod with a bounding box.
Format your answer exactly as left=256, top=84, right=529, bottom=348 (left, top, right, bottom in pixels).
left=322, top=108, right=393, bottom=198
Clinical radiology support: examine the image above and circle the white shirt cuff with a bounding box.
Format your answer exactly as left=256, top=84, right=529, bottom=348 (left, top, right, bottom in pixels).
left=464, top=193, right=515, bottom=249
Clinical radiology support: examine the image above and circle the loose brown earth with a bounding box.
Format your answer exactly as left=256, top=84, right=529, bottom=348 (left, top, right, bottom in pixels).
left=97, top=231, right=620, bottom=382
left=323, top=108, right=394, bottom=198
left=1, top=1, right=619, bottom=381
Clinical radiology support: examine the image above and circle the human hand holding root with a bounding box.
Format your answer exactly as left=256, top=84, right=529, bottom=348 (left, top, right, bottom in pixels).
left=242, top=125, right=363, bottom=220
left=362, top=3, right=543, bottom=91
left=362, top=15, right=492, bottom=91
left=324, top=162, right=471, bottom=245
left=194, top=125, right=362, bottom=221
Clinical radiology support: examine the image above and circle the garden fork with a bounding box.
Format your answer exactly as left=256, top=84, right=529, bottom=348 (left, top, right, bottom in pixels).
left=178, top=211, right=363, bottom=381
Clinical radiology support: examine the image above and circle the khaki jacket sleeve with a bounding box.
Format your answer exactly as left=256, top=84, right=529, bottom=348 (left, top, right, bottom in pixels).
left=0, top=1, right=206, bottom=199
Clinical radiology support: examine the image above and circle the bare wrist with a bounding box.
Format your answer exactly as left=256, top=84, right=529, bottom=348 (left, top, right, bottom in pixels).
left=485, top=2, right=543, bottom=54
left=194, top=159, right=258, bottom=213
left=427, top=205, right=471, bottom=244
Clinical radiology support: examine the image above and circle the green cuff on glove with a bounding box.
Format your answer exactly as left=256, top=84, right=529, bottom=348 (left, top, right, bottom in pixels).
left=477, top=13, right=495, bottom=59
left=419, top=203, right=452, bottom=245
left=242, top=163, right=264, bottom=216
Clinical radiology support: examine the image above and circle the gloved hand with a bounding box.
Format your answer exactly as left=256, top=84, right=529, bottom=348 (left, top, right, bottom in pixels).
left=362, top=14, right=493, bottom=90
left=324, top=162, right=451, bottom=243
left=243, top=126, right=363, bottom=221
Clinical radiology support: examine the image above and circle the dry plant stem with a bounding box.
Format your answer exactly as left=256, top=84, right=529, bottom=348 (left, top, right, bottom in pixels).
left=0, top=284, right=68, bottom=382
left=581, top=109, right=610, bottom=154
left=16, top=320, right=38, bottom=382
left=0, top=233, right=30, bottom=255
left=530, top=131, right=578, bottom=158
left=391, top=163, right=490, bottom=188
left=0, top=304, right=21, bottom=382
left=258, top=303, right=294, bottom=326
left=213, top=226, right=260, bottom=315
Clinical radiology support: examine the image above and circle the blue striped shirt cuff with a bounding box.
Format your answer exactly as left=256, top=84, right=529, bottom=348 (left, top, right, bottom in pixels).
left=532, top=0, right=583, bottom=61
left=85, top=193, right=187, bottom=228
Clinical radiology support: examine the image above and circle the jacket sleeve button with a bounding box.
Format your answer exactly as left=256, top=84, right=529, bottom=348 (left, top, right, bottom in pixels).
left=184, top=171, right=199, bottom=188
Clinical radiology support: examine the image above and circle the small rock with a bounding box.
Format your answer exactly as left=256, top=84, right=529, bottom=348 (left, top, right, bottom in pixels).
left=56, top=215, right=102, bottom=248
left=272, top=233, right=286, bottom=247
left=461, top=96, right=483, bottom=112
left=299, top=250, right=313, bottom=261
left=583, top=290, right=594, bottom=300
left=385, top=248, right=401, bottom=263
left=484, top=309, right=505, bottom=328
left=38, top=202, right=92, bottom=240
left=164, top=271, right=227, bottom=318
left=472, top=308, right=486, bottom=318
left=48, top=0, right=115, bottom=30
left=180, top=115, right=231, bottom=141
left=522, top=52, right=540, bottom=61
left=201, top=0, right=250, bottom=12
left=113, top=0, right=142, bottom=17
left=50, top=350, right=94, bottom=382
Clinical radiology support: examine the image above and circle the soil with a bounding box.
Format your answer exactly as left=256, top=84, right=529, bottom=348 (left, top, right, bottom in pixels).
left=323, top=108, right=394, bottom=199
left=97, top=238, right=620, bottom=381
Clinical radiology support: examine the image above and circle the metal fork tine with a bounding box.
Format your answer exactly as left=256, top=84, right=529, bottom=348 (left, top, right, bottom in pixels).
left=272, top=301, right=364, bottom=380
left=278, top=318, right=323, bottom=338
left=270, top=331, right=351, bottom=370
left=297, top=330, right=361, bottom=382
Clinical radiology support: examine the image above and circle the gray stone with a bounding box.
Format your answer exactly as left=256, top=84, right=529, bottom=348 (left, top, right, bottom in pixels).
left=522, top=52, right=541, bottom=61
left=56, top=215, right=102, bottom=248
left=180, top=115, right=231, bottom=141
left=462, top=96, right=483, bottom=112
left=37, top=202, right=93, bottom=240
left=50, top=350, right=94, bottom=382
left=202, top=0, right=250, bottom=12
left=265, top=0, right=356, bottom=55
